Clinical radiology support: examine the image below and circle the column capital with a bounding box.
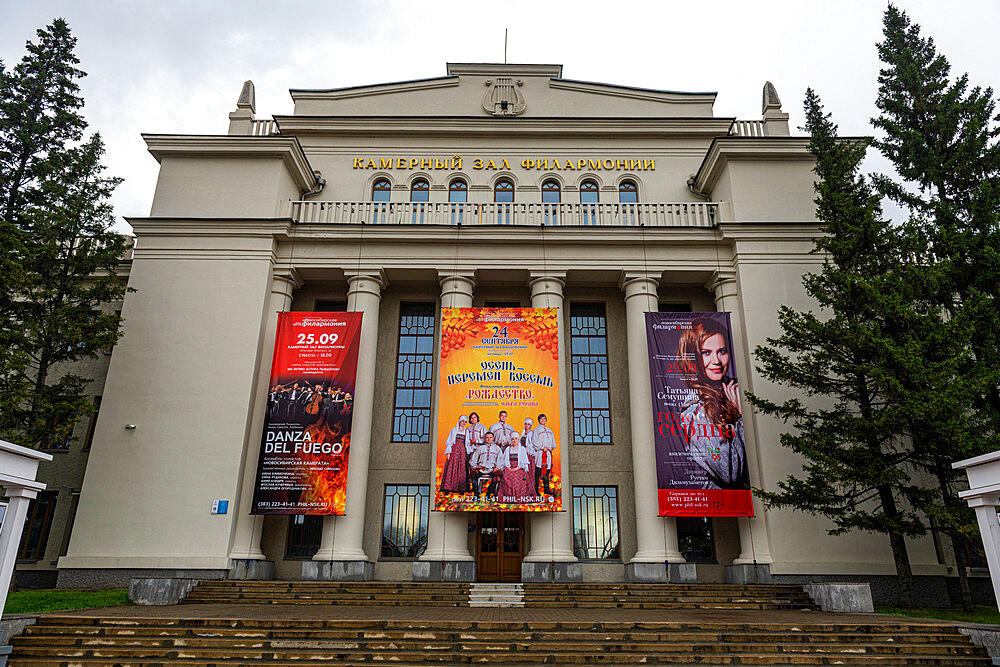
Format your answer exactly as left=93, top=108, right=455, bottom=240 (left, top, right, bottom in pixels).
left=619, top=272, right=659, bottom=301
left=706, top=270, right=737, bottom=296
left=345, top=269, right=388, bottom=292
left=528, top=270, right=567, bottom=283
left=967, top=495, right=1000, bottom=509
left=272, top=267, right=303, bottom=293
left=437, top=270, right=476, bottom=288
left=0, top=485, right=40, bottom=500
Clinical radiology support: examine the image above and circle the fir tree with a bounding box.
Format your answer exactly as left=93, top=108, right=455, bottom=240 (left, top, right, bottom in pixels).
left=873, top=4, right=1000, bottom=609
left=747, top=89, right=932, bottom=607
left=0, top=19, right=128, bottom=449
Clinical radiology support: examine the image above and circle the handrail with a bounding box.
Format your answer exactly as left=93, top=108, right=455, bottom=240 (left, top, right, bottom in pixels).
left=288, top=201, right=717, bottom=228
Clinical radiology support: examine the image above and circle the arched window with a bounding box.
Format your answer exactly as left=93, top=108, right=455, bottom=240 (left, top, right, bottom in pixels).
left=541, top=179, right=561, bottom=203
left=494, top=179, right=514, bottom=203
left=580, top=180, right=599, bottom=225
left=410, top=179, right=429, bottom=202
left=618, top=180, right=638, bottom=203
left=372, top=178, right=391, bottom=202
left=448, top=179, right=467, bottom=203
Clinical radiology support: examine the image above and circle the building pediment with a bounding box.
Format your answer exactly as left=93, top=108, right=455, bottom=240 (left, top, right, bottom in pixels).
left=290, top=63, right=716, bottom=119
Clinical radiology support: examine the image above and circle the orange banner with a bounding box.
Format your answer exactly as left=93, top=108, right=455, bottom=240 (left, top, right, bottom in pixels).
left=435, top=307, right=562, bottom=512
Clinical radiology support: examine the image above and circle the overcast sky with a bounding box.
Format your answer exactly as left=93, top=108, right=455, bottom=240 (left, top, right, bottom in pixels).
left=2, top=0, right=998, bottom=234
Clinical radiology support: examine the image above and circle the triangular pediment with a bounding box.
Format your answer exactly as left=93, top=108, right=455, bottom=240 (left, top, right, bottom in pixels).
left=289, top=63, right=716, bottom=118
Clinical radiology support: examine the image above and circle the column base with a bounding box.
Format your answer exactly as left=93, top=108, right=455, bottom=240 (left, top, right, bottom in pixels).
left=228, top=559, right=274, bottom=581
left=521, top=561, right=583, bottom=582
left=668, top=563, right=697, bottom=583
left=412, top=560, right=475, bottom=582
left=302, top=560, right=374, bottom=581
left=725, top=563, right=772, bottom=584
left=625, top=562, right=667, bottom=583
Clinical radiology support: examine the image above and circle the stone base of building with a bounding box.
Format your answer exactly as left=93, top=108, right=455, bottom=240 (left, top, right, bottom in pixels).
left=302, top=560, right=374, bottom=581
left=12, top=569, right=58, bottom=589
left=55, top=568, right=227, bottom=589
left=668, top=563, right=698, bottom=583
left=725, top=563, right=773, bottom=585
left=773, top=573, right=997, bottom=607
left=128, top=578, right=199, bottom=605
left=411, top=560, right=475, bottom=582
left=625, top=562, right=667, bottom=583
left=521, top=561, right=583, bottom=582
left=802, top=583, right=875, bottom=612
left=228, top=558, right=274, bottom=580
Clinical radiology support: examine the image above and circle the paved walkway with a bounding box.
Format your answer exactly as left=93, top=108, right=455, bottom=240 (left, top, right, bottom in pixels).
left=52, top=603, right=951, bottom=626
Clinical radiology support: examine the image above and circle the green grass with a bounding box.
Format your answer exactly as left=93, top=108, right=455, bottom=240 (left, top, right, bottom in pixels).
left=4, top=588, right=132, bottom=614
left=876, top=605, right=1000, bottom=625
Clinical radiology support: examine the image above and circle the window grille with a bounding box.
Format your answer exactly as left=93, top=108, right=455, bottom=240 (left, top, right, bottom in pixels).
left=82, top=396, right=101, bottom=451
left=677, top=517, right=715, bottom=563
left=18, top=491, right=57, bottom=561
left=570, top=303, right=611, bottom=444
left=449, top=179, right=467, bottom=224
left=286, top=515, right=323, bottom=558
left=572, top=486, right=619, bottom=560
left=381, top=484, right=430, bottom=558
left=393, top=303, right=435, bottom=442
left=580, top=180, right=599, bottom=225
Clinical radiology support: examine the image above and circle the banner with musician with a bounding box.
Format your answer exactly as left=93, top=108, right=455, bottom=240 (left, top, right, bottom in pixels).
left=434, top=307, right=562, bottom=512
left=251, top=311, right=363, bottom=515
left=646, top=312, right=753, bottom=517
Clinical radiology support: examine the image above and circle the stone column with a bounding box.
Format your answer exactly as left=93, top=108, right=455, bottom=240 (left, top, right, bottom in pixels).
left=228, top=267, right=300, bottom=580
left=708, top=270, right=774, bottom=584
left=0, top=489, right=36, bottom=617
left=969, top=498, right=1000, bottom=610
left=522, top=273, right=581, bottom=582
left=415, top=272, right=476, bottom=582
left=621, top=273, right=684, bottom=583
left=309, top=270, right=385, bottom=581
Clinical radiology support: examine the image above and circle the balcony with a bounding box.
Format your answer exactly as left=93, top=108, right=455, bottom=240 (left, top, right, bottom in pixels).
left=289, top=201, right=717, bottom=228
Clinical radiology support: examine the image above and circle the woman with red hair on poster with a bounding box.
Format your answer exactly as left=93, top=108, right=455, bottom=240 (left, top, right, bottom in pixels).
left=677, top=317, right=749, bottom=490
left=440, top=415, right=470, bottom=494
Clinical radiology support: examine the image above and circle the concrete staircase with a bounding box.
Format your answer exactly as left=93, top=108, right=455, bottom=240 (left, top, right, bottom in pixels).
left=10, top=616, right=991, bottom=665
left=522, top=583, right=819, bottom=609
left=468, top=582, right=524, bottom=607
left=182, top=581, right=470, bottom=607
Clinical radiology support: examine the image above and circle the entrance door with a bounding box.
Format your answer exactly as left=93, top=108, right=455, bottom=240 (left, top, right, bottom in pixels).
left=476, top=512, right=524, bottom=582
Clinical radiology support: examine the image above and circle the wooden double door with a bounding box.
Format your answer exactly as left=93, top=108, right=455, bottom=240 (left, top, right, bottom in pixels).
left=476, top=512, right=524, bottom=582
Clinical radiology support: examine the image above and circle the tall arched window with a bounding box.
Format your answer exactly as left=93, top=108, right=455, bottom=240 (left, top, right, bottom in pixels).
left=410, top=179, right=429, bottom=202
left=494, top=179, right=514, bottom=203
left=581, top=180, right=599, bottom=225
left=541, top=179, right=561, bottom=203
left=495, top=179, right=514, bottom=224
left=372, top=178, right=391, bottom=202
left=449, top=179, right=467, bottom=224
left=618, top=180, right=638, bottom=203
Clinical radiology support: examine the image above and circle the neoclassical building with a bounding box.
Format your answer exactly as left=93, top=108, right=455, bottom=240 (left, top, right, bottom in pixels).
left=20, top=62, right=970, bottom=597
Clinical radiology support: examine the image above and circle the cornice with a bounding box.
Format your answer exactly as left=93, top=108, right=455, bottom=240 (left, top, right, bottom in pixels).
left=692, top=137, right=814, bottom=194
left=141, top=134, right=317, bottom=194
left=447, top=62, right=563, bottom=77
left=290, top=76, right=459, bottom=102
left=549, top=78, right=716, bottom=105
left=273, top=116, right=734, bottom=138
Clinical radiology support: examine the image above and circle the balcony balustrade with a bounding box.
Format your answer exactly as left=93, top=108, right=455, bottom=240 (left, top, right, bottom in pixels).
left=289, top=201, right=717, bottom=228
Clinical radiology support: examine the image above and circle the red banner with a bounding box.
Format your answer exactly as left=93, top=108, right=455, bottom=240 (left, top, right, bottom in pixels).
left=251, top=311, right=363, bottom=515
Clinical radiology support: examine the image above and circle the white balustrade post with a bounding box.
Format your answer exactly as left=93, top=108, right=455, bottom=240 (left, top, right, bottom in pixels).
left=416, top=272, right=476, bottom=581
left=621, top=273, right=683, bottom=583
left=522, top=273, right=581, bottom=581
left=228, top=268, right=301, bottom=579
left=0, top=489, right=36, bottom=618
left=969, top=498, right=1000, bottom=610
left=310, top=271, right=385, bottom=580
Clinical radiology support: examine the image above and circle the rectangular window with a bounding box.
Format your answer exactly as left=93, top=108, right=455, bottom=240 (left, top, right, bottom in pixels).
left=18, top=491, right=58, bottom=561
left=572, top=486, right=619, bottom=560
left=82, top=396, right=101, bottom=451
left=392, top=303, right=435, bottom=442
left=315, top=300, right=347, bottom=312
left=40, top=403, right=73, bottom=451
left=570, top=303, right=611, bottom=444
left=484, top=301, right=521, bottom=308
left=286, top=515, right=323, bottom=558
left=659, top=302, right=692, bottom=312
left=381, top=484, right=429, bottom=559
left=677, top=517, right=715, bottom=563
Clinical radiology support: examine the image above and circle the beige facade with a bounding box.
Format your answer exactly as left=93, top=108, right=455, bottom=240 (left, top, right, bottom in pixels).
left=41, top=63, right=962, bottom=594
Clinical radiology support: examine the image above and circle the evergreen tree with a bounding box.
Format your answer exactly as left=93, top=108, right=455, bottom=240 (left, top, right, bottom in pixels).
left=873, top=4, right=1000, bottom=608
left=0, top=19, right=128, bottom=449
left=747, top=89, right=932, bottom=607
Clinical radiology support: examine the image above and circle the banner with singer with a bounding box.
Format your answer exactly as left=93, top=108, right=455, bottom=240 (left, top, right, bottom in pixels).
left=251, top=311, right=363, bottom=515
left=646, top=312, right=753, bottom=517
left=435, top=307, right=562, bottom=512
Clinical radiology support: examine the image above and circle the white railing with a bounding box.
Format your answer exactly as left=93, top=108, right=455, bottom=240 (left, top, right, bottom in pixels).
left=289, top=201, right=717, bottom=228
left=730, top=119, right=765, bottom=137
left=250, top=119, right=278, bottom=136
